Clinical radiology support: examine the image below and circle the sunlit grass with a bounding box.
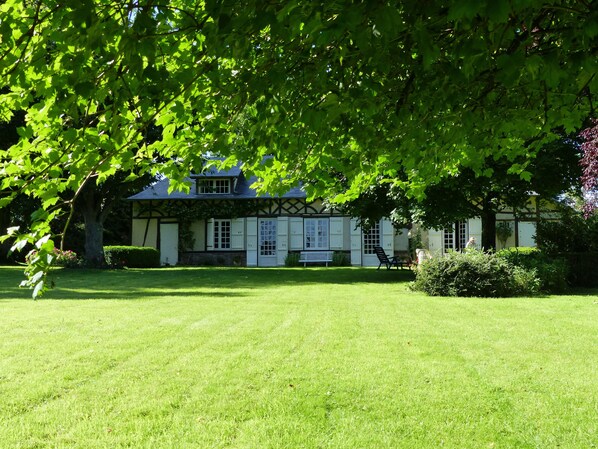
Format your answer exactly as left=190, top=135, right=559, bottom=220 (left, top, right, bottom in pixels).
left=1, top=266, right=597, bottom=448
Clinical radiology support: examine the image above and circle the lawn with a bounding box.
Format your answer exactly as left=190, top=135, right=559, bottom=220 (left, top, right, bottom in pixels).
left=1, top=266, right=597, bottom=449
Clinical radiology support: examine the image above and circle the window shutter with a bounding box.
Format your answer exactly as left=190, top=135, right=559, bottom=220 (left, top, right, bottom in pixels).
left=381, top=219, right=394, bottom=252
left=246, top=217, right=258, bottom=266
left=207, top=219, right=214, bottom=250
left=330, top=217, right=344, bottom=250
left=231, top=218, right=244, bottom=249
left=289, top=217, right=303, bottom=250
left=350, top=218, right=362, bottom=266
left=277, top=216, right=289, bottom=265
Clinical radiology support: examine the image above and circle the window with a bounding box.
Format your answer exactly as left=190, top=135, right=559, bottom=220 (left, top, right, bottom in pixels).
left=198, top=179, right=231, bottom=194
left=443, top=226, right=454, bottom=253
left=443, top=221, right=468, bottom=252
left=363, top=222, right=381, bottom=254
left=457, top=221, right=468, bottom=250
left=214, top=219, right=231, bottom=249
left=304, top=218, right=329, bottom=249
left=259, top=219, right=277, bottom=256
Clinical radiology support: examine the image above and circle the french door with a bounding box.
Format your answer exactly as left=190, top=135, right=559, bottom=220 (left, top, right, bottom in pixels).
left=258, top=218, right=277, bottom=266
left=443, top=221, right=468, bottom=252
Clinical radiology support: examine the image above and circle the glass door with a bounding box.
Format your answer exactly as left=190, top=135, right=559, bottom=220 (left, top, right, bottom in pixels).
left=258, top=219, right=277, bottom=266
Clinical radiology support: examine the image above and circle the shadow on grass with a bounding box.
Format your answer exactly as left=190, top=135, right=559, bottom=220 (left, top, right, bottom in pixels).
left=0, top=266, right=416, bottom=301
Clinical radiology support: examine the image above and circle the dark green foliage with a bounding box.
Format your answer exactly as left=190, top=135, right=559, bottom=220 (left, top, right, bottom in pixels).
left=165, top=200, right=263, bottom=221
left=332, top=251, right=350, bottom=266
left=412, top=250, right=540, bottom=297
left=408, top=229, right=423, bottom=260
left=104, top=246, right=160, bottom=269
left=497, top=247, right=568, bottom=293
left=559, top=252, right=598, bottom=288
left=535, top=207, right=598, bottom=287
left=284, top=252, right=301, bottom=267
left=536, top=209, right=598, bottom=254
left=178, top=221, right=196, bottom=252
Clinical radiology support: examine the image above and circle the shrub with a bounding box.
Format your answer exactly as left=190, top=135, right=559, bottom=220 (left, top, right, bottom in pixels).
left=536, top=207, right=598, bottom=254
left=104, top=246, right=160, bottom=268
left=332, top=251, right=350, bottom=266
left=54, top=248, right=80, bottom=268
left=284, top=252, right=301, bottom=267
left=534, top=207, right=598, bottom=287
left=26, top=248, right=81, bottom=268
left=497, top=247, right=569, bottom=293
left=511, top=266, right=542, bottom=296
left=411, top=250, right=539, bottom=297
left=558, top=252, right=598, bottom=287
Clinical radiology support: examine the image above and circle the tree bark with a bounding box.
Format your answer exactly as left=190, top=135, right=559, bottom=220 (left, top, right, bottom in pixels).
left=82, top=211, right=105, bottom=267
left=480, top=197, right=497, bottom=251
left=79, top=180, right=109, bottom=267
left=0, top=201, right=11, bottom=263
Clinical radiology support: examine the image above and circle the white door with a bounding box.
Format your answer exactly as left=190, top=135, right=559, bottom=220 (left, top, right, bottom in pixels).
left=259, top=219, right=277, bottom=267
left=160, top=223, right=179, bottom=266
left=518, top=221, right=537, bottom=247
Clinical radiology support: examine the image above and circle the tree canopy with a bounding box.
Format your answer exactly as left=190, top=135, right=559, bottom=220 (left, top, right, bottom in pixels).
left=0, top=0, right=596, bottom=295
left=339, top=138, right=582, bottom=249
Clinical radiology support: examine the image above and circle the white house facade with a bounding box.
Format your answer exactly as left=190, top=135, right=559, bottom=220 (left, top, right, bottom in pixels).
left=128, top=164, right=409, bottom=267
left=128, top=164, right=549, bottom=267
left=415, top=194, right=551, bottom=256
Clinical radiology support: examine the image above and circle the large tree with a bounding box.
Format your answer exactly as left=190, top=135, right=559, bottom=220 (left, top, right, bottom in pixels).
left=339, top=139, right=582, bottom=249
left=0, top=0, right=596, bottom=295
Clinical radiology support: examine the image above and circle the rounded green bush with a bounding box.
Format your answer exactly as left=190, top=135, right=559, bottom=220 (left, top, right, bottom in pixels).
left=412, top=250, right=540, bottom=297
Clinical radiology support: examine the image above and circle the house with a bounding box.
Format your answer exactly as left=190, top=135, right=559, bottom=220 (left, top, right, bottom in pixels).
left=128, top=162, right=551, bottom=266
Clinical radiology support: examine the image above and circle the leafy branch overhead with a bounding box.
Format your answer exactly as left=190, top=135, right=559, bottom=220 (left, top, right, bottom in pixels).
left=0, top=0, right=596, bottom=296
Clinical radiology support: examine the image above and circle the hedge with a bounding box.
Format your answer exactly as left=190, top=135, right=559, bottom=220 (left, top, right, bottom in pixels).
left=103, top=246, right=160, bottom=268
left=411, top=250, right=540, bottom=297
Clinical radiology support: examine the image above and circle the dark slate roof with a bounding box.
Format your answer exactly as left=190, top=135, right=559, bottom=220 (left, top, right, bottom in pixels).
left=128, top=175, right=306, bottom=201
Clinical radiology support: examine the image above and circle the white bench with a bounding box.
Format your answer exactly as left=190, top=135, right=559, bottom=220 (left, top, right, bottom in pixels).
left=298, top=251, right=334, bottom=267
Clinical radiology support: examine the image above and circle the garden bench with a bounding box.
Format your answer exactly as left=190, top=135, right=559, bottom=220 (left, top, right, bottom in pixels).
left=374, top=246, right=411, bottom=270
left=298, top=251, right=334, bottom=267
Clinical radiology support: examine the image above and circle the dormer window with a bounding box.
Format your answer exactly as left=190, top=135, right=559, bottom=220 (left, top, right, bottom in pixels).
left=197, top=179, right=231, bottom=194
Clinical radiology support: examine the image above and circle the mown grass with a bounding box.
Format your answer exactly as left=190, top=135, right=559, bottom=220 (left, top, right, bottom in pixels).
left=1, top=266, right=597, bottom=448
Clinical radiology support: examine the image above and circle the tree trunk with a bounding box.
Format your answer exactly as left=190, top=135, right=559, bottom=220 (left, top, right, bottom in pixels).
left=0, top=202, right=11, bottom=263
left=480, top=198, right=497, bottom=251
left=79, top=181, right=107, bottom=267
left=83, top=212, right=105, bottom=267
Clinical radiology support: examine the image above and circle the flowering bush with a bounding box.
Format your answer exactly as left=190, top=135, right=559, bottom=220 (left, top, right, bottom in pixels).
left=27, top=248, right=80, bottom=268
left=53, top=248, right=80, bottom=268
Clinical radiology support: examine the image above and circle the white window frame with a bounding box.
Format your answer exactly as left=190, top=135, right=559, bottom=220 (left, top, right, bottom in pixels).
left=443, top=226, right=455, bottom=253
left=443, top=221, right=468, bottom=252
left=214, top=219, right=231, bottom=249
left=198, top=179, right=231, bottom=194
left=363, top=222, right=381, bottom=255
left=259, top=219, right=277, bottom=256
left=304, top=218, right=329, bottom=250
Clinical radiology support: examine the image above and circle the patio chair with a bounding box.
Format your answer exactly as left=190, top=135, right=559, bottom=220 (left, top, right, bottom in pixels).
left=374, top=246, right=401, bottom=270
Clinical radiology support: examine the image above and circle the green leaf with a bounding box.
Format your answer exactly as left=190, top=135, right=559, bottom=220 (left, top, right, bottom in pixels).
left=486, top=1, right=510, bottom=23
left=32, top=279, right=45, bottom=299
left=448, top=0, right=482, bottom=21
